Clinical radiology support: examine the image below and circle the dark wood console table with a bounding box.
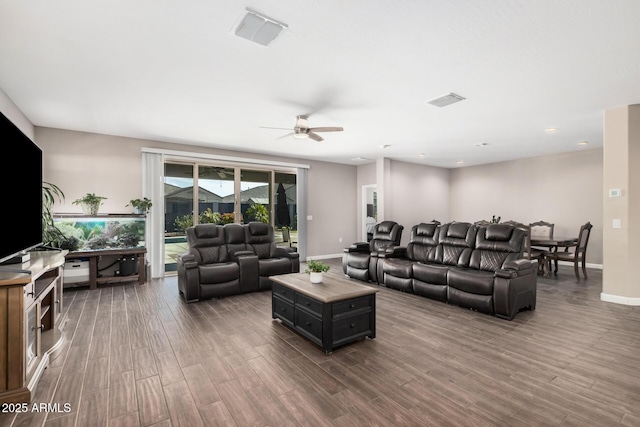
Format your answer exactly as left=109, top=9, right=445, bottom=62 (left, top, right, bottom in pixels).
left=65, top=247, right=147, bottom=290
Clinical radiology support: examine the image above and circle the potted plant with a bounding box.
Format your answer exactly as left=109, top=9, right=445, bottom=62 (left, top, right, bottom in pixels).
left=127, top=197, right=152, bottom=215
left=42, top=182, right=65, bottom=247
left=73, top=193, right=107, bottom=216
left=305, top=259, right=330, bottom=284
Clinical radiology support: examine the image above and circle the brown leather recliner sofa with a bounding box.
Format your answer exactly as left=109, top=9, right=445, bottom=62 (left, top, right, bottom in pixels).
left=177, top=222, right=300, bottom=302
left=342, top=221, right=404, bottom=283
left=376, top=222, right=537, bottom=320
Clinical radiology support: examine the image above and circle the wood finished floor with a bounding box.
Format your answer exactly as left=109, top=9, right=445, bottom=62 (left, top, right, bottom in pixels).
left=2, top=259, right=639, bottom=427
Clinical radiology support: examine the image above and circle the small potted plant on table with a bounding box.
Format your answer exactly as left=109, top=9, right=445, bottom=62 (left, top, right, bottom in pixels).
left=127, top=197, right=152, bottom=215
left=305, top=260, right=330, bottom=284
left=73, top=193, right=107, bottom=216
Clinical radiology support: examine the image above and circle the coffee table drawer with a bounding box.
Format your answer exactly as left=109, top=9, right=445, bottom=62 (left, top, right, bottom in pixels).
left=333, top=312, right=372, bottom=342
left=273, top=283, right=294, bottom=303
left=295, top=308, right=322, bottom=342
left=333, top=296, right=372, bottom=317
left=295, top=293, right=322, bottom=316
left=273, top=297, right=294, bottom=325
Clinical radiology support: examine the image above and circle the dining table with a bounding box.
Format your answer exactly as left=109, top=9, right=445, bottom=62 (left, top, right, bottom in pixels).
left=530, top=236, right=578, bottom=275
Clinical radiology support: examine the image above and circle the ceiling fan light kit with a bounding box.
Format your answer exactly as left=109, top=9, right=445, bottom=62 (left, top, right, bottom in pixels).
left=262, top=114, right=344, bottom=142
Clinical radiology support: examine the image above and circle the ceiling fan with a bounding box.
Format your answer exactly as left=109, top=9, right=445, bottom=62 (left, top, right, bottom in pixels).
left=261, top=115, right=343, bottom=141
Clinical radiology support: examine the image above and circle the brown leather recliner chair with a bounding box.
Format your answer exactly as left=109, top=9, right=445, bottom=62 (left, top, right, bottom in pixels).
left=342, top=220, right=404, bottom=283
left=378, top=222, right=440, bottom=293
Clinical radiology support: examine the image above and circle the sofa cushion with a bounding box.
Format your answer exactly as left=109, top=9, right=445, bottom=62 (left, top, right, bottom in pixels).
left=447, top=268, right=494, bottom=295
left=187, top=224, right=227, bottom=264
left=406, top=223, right=438, bottom=262
left=413, top=262, right=449, bottom=286
left=199, top=262, right=240, bottom=284
left=383, top=258, right=414, bottom=279
left=259, top=258, right=292, bottom=276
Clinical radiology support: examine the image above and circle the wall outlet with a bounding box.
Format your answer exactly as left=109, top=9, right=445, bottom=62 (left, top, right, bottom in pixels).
left=612, top=219, right=621, bottom=229
left=307, top=215, right=313, bottom=221
left=339, top=237, right=342, bottom=243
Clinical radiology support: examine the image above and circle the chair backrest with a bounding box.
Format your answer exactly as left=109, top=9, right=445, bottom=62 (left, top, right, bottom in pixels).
left=245, top=222, right=277, bottom=259
left=433, top=222, right=476, bottom=266
left=502, top=220, right=532, bottom=259
left=470, top=224, right=525, bottom=271
left=529, top=220, right=554, bottom=240
left=186, top=224, right=228, bottom=264
left=406, top=222, right=439, bottom=262
left=224, top=223, right=248, bottom=256
left=576, top=222, right=593, bottom=257
left=370, top=221, right=404, bottom=252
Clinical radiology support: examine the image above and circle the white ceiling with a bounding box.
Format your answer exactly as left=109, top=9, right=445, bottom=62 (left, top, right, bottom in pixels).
left=1, top=1, right=639, bottom=168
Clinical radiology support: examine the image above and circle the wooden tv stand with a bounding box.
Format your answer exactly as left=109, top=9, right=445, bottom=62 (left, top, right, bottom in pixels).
left=0, top=250, right=68, bottom=404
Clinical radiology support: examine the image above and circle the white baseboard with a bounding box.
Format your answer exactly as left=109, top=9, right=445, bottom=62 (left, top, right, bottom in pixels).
left=305, top=254, right=342, bottom=262
left=600, top=293, right=640, bottom=306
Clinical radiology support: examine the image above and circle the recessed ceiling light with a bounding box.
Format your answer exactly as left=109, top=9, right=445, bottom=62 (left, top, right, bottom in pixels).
left=475, top=142, right=489, bottom=147
left=351, top=157, right=370, bottom=161
left=577, top=141, right=588, bottom=146
left=456, top=160, right=464, bottom=165
left=380, top=144, right=392, bottom=149
left=545, top=128, right=559, bottom=133
left=417, top=153, right=425, bottom=158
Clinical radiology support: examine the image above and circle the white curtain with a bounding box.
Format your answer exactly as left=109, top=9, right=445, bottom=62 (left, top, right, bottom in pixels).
left=142, top=151, right=164, bottom=279
left=296, top=167, right=307, bottom=261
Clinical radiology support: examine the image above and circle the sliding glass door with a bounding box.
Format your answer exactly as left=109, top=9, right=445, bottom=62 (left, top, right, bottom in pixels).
left=162, top=160, right=298, bottom=273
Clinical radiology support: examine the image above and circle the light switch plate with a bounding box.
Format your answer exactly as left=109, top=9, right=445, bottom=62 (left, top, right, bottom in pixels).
left=609, top=188, right=621, bottom=198
left=612, top=219, right=621, bottom=229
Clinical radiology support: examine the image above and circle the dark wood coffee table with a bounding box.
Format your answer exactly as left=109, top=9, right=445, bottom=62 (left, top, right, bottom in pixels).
left=270, top=273, right=379, bottom=354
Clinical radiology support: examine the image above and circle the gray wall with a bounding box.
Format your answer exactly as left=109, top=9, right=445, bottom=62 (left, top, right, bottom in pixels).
left=450, top=148, right=603, bottom=265
left=36, top=127, right=359, bottom=259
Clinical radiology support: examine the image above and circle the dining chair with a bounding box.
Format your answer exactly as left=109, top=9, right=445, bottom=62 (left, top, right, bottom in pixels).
left=502, top=220, right=537, bottom=260
left=544, top=222, right=593, bottom=280
left=529, top=220, right=554, bottom=240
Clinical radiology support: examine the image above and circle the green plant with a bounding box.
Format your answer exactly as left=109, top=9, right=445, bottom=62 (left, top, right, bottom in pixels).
left=200, top=208, right=221, bottom=224
left=73, top=193, right=107, bottom=215
left=220, top=213, right=235, bottom=224
left=127, top=197, right=152, bottom=214
left=305, top=260, right=330, bottom=274
left=42, top=182, right=65, bottom=246
left=174, top=213, right=194, bottom=232
left=246, top=203, right=269, bottom=224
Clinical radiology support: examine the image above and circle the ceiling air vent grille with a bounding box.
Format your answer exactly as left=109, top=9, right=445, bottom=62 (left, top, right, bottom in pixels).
left=427, top=93, right=466, bottom=107
left=234, top=9, right=287, bottom=46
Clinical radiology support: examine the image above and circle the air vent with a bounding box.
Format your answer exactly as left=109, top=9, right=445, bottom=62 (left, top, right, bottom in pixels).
left=427, top=93, right=466, bottom=107
left=234, top=9, right=287, bottom=46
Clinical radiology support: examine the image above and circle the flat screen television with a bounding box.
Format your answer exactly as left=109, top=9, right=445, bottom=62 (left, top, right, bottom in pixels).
left=0, top=111, right=43, bottom=265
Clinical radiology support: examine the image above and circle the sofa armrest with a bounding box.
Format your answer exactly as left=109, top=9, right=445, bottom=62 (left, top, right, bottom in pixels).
left=496, top=259, right=535, bottom=278
left=379, top=246, right=407, bottom=258
left=177, top=254, right=200, bottom=303
left=229, top=250, right=255, bottom=262
left=343, top=242, right=370, bottom=253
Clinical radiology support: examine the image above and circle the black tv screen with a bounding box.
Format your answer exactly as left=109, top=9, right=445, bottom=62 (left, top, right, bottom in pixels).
left=0, top=111, right=43, bottom=264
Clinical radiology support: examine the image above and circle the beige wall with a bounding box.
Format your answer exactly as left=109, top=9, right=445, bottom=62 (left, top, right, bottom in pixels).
left=35, top=127, right=359, bottom=258
left=603, top=105, right=640, bottom=300
left=450, top=148, right=603, bottom=265
left=387, top=160, right=450, bottom=246
left=0, top=88, right=34, bottom=140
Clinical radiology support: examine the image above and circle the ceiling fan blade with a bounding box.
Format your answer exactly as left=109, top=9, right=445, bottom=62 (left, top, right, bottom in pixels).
left=308, top=126, right=343, bottom=133
left=260, top=126, right=294, bottom=131
left=276, top=132, right=293, bottom=140
left=308, top=132, right=324, bottom=142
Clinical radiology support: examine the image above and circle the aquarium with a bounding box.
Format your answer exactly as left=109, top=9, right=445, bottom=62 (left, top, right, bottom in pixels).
left=53, top=214, right=146, bottom=252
